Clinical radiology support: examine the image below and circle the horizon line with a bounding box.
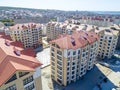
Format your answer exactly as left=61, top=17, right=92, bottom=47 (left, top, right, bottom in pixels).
left=0, top=6, right=120, bottom=12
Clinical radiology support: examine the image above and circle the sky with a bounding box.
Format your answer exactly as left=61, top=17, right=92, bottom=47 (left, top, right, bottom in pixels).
left=0, top=0, right=120, bottom=11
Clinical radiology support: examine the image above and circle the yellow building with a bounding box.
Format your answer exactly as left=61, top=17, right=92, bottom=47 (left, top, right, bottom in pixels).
left=50, top=30, right=99, bottom=86
left=9, top=23, right=42, bottom=48
left=0, top=32, right=42, bottom=90
left=46, top=22, right=82, bottom=41
left=92, top=27, right=119, bottom=59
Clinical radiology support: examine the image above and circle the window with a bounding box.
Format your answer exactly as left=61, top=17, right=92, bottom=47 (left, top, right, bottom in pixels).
left=67, top=77, right=69, bottom=80
left=52, top=70, right=55, bottom=75
left=51, top=53, right=54, bottom=57
left=24, top=83, right=35, bottom=90
left=5, top=74, right=17, bottom=84
left=73, top=51, right=76, bottom=55
left=57, top=74, right=62, bottom=80
left=109, top=37, right=112, bottom=39
left=73, top=57, right=76, bottom=60
left=83, top=49, right=85, bottom=52
left=57, top=65, right=62, bottom=70
left=72, top=67, right=75, bottom=70
left=51, top=48, right=54, bottom=52
left=68, top=51, right=70, bottom=56
left=5, top=84, right=16, bottom=90
left=51, top=57, right=55, bottom=61
left=82, top=54, right=85, bottom=57
left=67, top=62, right=70, bottom=66
left=57, top=55, right=62, bottom=60
left=100, top=39, right=102, bottom=41
left=108, top=44, right=110, bottom=46
left=99, top=45, right=102, bottom=47
left=72, top=62, right=75, bottom=65
left=67, top=72, right=69, bottom=75
left=67, top=67, right=69, bottom=71
left=57, top=50, right=62, bottom=55
left=19, top=72, right=29, bottom=77
left=100, top=42, right=102, bottom=44
left=72, top=76, right=74, bottom=79
left=78, top=50, right=80, bottom=54
left=72, top=71, right=75, bottom=74
left=57, top=60, right=62, bottom=65
left=52, top=44, right=55, bottom=47
left=52, top=66, right=55, bottom=70
left=56, top=45, right=60, bottom=49
left=57, top=78, right=62, bottom=83
left=52, top=62, right=55, bottom=66
left=23, top=76, right=34, bottom=85
left=105, top=37, right=107, bottom=39
left=57, top=70, right=62, bottom=75
left=80, top=72, right=83, bottom=75
left=81, top=68, right=83, bottom=71
left=108, top=40, right=111, bottom=42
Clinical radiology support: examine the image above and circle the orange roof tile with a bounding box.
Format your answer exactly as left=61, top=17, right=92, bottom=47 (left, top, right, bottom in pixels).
left=9, top=23, right=41, bottom=30
left=51, top=31, right=99, bottom=49
left=0, top=32, right=42, bottom=86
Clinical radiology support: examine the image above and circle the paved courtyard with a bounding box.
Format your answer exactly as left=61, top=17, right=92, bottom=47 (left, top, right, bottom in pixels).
left=41, top=63, right=120, bottom=90
left=36, top=48, right=50, bottom=68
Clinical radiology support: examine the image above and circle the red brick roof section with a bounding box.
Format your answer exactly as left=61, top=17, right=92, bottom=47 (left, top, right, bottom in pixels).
left=0, top=32, right=42, bottom=86
left=51, top=30, right=99, bottom=49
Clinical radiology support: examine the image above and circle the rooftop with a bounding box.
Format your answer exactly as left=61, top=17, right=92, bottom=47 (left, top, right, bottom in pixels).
left=0, top=32, right=42, bottom=86
left=51, top=30, right=99, bottom=49
left=9, top=22, right=41, bottom=30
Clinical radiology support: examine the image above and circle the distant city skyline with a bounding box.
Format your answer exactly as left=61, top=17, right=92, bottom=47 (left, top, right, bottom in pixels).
left=0, top=0, right=120, bottom=11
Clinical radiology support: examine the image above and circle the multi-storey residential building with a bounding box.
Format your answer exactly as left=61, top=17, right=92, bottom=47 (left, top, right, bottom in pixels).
left=73, top=17, right=113, bottom=27
left=0, top=32, right=42, bottom=90
left=50, top=31, right=99, bottom=86
left=9, top=23, right=42, bottom=48
left=47, top=22, right=85, bottom=41
left=91, top=27, right=119, bottom=59
left=110, top=24, right=120, bottom=50
left=47, top=22, right=63, bottom=41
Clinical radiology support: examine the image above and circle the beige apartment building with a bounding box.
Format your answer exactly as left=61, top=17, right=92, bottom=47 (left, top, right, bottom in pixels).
left=46, top=22, right=82, bottom=41
left=50, top=30, right=99, bottom=86
left=90, top=27, right=119, bottom=59
left=0, top=32, right=42, bottom=90
left=72, top=16, right=113, bottom=27
left=9, top=23, right=42, bottom=48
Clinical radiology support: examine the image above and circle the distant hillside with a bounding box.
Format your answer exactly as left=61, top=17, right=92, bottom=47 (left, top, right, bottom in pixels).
left=0, top=6, right=36, bottom=10
left=93, top=11, right=120, bottom=15
left=0, top=6, right=120, bottom=15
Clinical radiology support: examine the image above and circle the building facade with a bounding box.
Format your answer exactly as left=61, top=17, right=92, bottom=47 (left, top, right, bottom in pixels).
left=0, top=32, right=42, bottom=90
left=92, top=28, right=119, bottom=59
left=46, top=22, right=83, bottom=41
left=9, top=23, right=42, bottom=48
left=50, top=31, right=99, bottom=86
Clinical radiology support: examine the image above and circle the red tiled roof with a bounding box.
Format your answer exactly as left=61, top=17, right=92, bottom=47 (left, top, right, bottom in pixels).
left=51, top=31, right=99, bottom=49
left=21, top=48, right=36, bottom=57
left=0, top=32, right=42, bottom=86
left=9, top=23, right=41, bottom=30
left=0, top=32, right=12, bottom=40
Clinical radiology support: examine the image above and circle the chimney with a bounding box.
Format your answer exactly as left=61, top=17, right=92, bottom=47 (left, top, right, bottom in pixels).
left=96, top=27, right=99, bottom=30
left=17, top=26, right=19, bottom=29
left=71, top=36, right=76, bottom=46
left=13, top=46, right=21, bottom=56
left=5, top=39, right=10, bottom=46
